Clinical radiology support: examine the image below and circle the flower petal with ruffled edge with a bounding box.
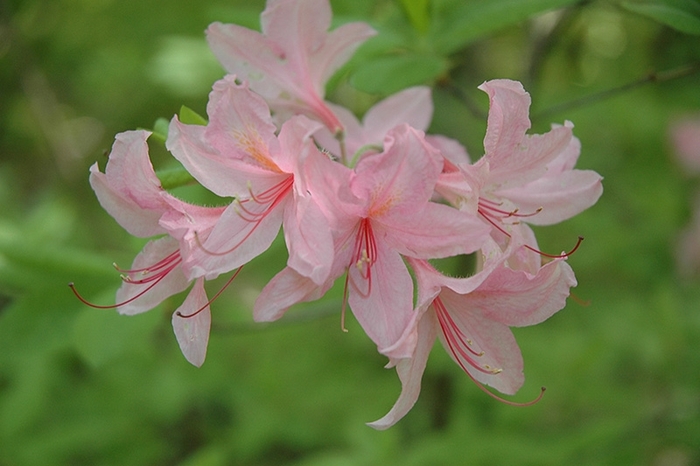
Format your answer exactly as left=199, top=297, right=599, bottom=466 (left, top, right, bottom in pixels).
left=206, top=0, right=376, bottom=132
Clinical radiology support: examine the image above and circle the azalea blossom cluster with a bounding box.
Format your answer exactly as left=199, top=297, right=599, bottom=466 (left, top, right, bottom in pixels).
left=76, top=0, right=603, bottom=429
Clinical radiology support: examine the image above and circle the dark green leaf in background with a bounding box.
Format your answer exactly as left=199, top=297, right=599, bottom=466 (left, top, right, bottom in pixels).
left=621, top=0, right=700, bottom=35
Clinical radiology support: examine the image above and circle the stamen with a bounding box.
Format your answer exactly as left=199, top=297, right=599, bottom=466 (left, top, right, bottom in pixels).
left=194, top=176, right=293, bottom=258
left=340, top=273, right=350, bottom=333
left=434, top=298, right=546, bottom=406
left=347, top=218, right=378, bottom=298
left=478, top=204, right=584, bottom=259
left=176, top=266, right=244, bottom=318
left=71, top=251, right=182, bottom=309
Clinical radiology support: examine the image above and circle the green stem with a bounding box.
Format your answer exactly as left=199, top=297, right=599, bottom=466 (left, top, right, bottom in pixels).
left=532, top=62, right=700, bottom=122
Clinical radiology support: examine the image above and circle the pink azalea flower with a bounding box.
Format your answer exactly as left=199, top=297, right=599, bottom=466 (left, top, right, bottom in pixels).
left=438, top=79, right=603, bottom=251
left=83, top=130, right=227, bottom=367
left=166, top=76, right=338, bottom=285
left=206, top=0, right=376, bottom=134
left=368, top=240, right=577, bottom=430
left=255, top=124, right=490, bottom=356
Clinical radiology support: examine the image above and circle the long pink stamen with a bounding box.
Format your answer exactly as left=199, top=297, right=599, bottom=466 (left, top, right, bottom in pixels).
left=70, top=251, right=182, bottom=309
left=176, top=266, right=244, bottom=318
left=434, top=298, right=495, bottom=374
left=434, top=297, right=546, bottom=407
left=347, top=218, right=378, bottom=298
left=478, top=200, right=583, bottom=259
left=195, top=176, right=293, bottom=258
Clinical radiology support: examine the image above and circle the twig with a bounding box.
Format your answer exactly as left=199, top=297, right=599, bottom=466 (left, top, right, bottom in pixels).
left=532, top=62, right=700, bottom=122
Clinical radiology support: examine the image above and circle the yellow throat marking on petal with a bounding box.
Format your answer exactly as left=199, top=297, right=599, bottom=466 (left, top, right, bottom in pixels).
left=232, top=125, right=283, bottom=174
left=368, top=188, right=400, bottom=218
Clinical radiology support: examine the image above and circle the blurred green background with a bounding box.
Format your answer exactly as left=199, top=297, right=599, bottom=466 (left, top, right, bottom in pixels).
left=1, top=0, right=700, bottom=464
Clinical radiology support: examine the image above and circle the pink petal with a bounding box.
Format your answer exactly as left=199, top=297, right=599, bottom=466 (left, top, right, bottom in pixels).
left=479, top=79, right=532, bottom=164
left=464, top=259, right=577, bottom=328
left=204, top=77, right=281, bottom=172
left=207, top=0, right=374, bottom=132
left=478, top=80, right=573, bottom=188
left=382, top=202, right=489, bottom=259
left=253, top=267, right=332, bottom=322
left=167, top=117, right=267, bottom=198
left=185, top=198, right=287, bottom=280
left=437, top=288, right=525, bottom=394
left=352, top=125, right=442, bottom=215
left=171, top=278, right=211, bottom=367
left=361, top=87, right=433, bottom=144
left=116, top=237, right=189, bottom=316
left=367, top=313, right=438, bottom=430
left=426, top=134, right=471, bottom=168
left=206, top=23, right=285, bottom=100
left=348, top=240, right=414, bottom=354
left=497, top=169, right=603, bottom=225
left=90, top=131, right=169, bottom=237
left=283, top=193, right=334, bottom=284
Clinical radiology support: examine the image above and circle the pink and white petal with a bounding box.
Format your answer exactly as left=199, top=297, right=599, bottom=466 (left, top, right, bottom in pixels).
left=254, top=267, right=332, bottom=322
left=544, top=128, right=581, bottom=173
left=497, top=169, right=603, bottom=225
left=283, top=194, right=334, bottom=284
left=90, top=131, right=170, bottom=237
left=362, top=87, right=433, bottom=143
left=206, top=23, right=285, bottom=99
left=312, top=21, right=377, bottom=87
left=167, top=117, right=267, bottom=198
left=367, top=312, right=438, bottom=430
left=205, top=77, right=281, bottom=169
left=382, top=202, right=489, bottom=258
left=90, top=164, right=165, bottom=238
left=275, top=115, right=326, bottom=175
left=171, top=278, right=211, bottom=367
left=438, top=288, right=525, bottom=394
left=103, top=131, right=166, bottom=209
left=353, top=125, right=442, bottom=212
left=487, top=126, right=573, bottom=188
left=348, top=242, right=414, bottom=353
left=502, top=224, right=542, bottom=275
left=185, top=199, right=286, bottom=280
left=467, top=259, right=577, bottom=328
left=427, top=134, right=471, bottom=169
left=479, top=79, right=532, bottom=163
left=116, top=237, right=190, bottom=316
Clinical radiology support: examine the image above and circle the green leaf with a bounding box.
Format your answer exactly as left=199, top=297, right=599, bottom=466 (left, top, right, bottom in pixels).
left=151, top=117, right=170, bottom=142
left=179, top=105, right=208, bottom=125
left=398, top=0, right=431, bottom=34
left=155, top=165, right=197, bottom=190
left=621, top=0, right=700, bottom=35
left=432, top=0, right=581, bottom=54
left=350, top=53, right=448, bottom=94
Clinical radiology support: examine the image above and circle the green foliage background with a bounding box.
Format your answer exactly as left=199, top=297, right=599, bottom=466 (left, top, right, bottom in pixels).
left=1, top=0, right=700, bottom=464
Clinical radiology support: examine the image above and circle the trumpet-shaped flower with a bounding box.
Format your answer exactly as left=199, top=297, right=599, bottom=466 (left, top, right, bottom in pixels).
left=438, top=80, right=603, bottom=250
left=369, top=241, right=577, bottom=430
left=167, top=76, right=337, bottom=284
left=86, top=130, right=226, bottom=366
left=206, top=0, right=376, bottom=133
left=255, top=124, right=490, bottom=356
